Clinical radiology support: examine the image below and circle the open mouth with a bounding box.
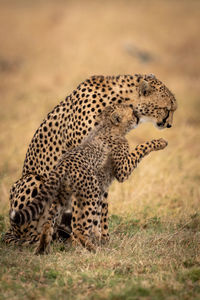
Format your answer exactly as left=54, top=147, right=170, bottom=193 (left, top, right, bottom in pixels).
left=157, top=110, right=171, bottom=128
left=157, top=122, right=164, bottom=127
left=156, top=122, right=172, bottom=129
left=156, top=122, right=166, bottom=129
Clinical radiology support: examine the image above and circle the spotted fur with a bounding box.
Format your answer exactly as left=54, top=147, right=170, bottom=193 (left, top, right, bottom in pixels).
left=4, top=74, right=176, bottom=245
left=11, top=104, right=168, bottom=253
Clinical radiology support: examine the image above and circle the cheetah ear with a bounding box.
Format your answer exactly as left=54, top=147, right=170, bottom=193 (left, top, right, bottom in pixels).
left=145, top=73, right=156, bottom=80
left=110, top=112, right=122, bottom=125
left=138, top=79, right=152, bottom=96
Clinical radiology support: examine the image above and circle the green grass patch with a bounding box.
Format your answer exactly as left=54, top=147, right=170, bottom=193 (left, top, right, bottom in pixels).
left=109, top=214, right=165, bottom=238
left=1, top=212, right=199, bottom=299
left=0, top=214, right=6, bottom=232
left=179, top=268, right=200, bottom=283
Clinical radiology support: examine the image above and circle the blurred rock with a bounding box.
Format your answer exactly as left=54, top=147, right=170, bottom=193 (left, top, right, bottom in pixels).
left=123, top=42, right=154, bottom=63
left=0, top=58, right=21, bottom=73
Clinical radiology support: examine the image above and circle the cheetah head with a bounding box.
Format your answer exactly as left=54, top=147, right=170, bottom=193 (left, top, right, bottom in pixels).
left=131, top=74, right=177, bottom=129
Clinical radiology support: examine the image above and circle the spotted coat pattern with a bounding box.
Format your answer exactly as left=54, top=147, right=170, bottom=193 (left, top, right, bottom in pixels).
left=11, top=105, right=168, bottom=253
left=4, top=74, right=176, bottom=245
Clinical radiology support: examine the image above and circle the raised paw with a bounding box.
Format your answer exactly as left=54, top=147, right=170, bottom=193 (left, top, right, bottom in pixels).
left=153, top=138, right=168, bottom=150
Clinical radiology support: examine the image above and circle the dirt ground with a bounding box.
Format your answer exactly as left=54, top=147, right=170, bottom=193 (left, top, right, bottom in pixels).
left=0, top=1, right=200, bottom=299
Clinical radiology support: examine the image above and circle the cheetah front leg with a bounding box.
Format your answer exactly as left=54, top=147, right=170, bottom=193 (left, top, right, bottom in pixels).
left=113, top=138, right=168, bottom=182
left=99, top=139, right=168, bottom=244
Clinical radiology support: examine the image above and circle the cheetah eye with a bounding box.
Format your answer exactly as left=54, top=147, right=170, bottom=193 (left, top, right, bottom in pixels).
left=163, top=108, right=169, bottom=115
left=111, top=112, right=122, bottom=125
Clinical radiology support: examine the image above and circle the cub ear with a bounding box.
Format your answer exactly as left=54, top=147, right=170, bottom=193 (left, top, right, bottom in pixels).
left=110, top=112, right=122, bottom=125
left=138, top=79, right=152, bottom=96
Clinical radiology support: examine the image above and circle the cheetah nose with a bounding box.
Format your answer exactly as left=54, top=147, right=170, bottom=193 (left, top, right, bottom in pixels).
left=167, top=124, right=172, bottom=128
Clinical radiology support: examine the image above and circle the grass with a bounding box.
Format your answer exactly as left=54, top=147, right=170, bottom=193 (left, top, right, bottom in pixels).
left=0, top=0, right=200, bottom=299
left=0, top=213, right=200, bottom=299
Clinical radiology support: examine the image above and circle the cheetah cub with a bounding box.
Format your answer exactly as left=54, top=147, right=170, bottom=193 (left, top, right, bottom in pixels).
left=12, top=104, right=168, bottom=254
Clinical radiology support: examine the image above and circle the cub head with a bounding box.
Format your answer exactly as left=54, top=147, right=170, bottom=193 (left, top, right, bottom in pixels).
left=130, top=74, right=177, bottom=129
left=101, top=104, right=139, bottom=134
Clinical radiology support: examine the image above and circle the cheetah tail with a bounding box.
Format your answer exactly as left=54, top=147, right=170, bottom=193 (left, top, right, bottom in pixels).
left=10, top=173, right=61, bottom=226
left=10, top=196, right=47, bottom=226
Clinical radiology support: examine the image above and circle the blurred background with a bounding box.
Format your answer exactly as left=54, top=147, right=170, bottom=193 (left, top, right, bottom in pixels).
left=0, top=0, right=200, bottom=221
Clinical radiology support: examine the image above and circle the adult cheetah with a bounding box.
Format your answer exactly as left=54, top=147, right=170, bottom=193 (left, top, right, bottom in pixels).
left=4, top=74, right=177, bottom=245
left=11, top=104, right=168, bottom=253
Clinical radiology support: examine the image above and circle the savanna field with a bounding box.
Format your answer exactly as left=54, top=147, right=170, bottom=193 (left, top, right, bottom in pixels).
left=0, top=0, right=200, bottom=299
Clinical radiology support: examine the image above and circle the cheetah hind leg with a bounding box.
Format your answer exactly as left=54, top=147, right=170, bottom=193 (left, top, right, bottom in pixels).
left=100, top=192, right=110, bottom=244
left=71, top=195, right=97, bottom=252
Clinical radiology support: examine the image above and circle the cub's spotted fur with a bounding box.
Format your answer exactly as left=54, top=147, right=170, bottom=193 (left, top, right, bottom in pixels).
left=12, top=105, right=168, bottom=253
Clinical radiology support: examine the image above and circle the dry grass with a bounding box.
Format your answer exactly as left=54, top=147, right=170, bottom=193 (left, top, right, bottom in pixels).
left=0, top=0, right=200, bottom=299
